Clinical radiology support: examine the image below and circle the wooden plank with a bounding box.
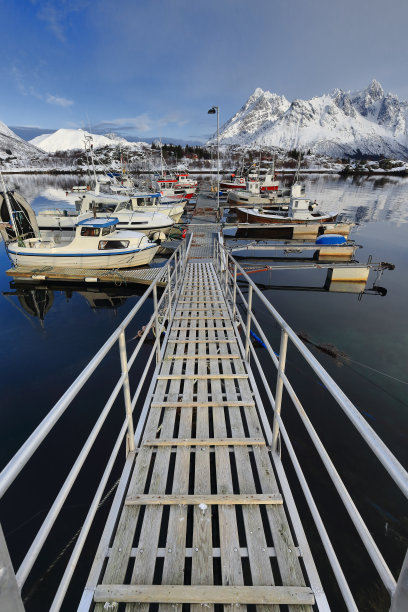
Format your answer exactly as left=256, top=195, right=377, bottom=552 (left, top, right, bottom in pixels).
left=170, top=326, right=234, bottom=331
left=173, top=316, right=230, bottom=320
left=142, top=438, right=265, bottom=447
left=166, top=354, right=240, bottom=360
left=94, top=585, right=315, bottom=605
left=191, top=309, right=214, bottom=611
left=151, top=401, right=255, bottom=408
left=167, top=339, right=235, bottom=344
left=175, top=307, right=227, bottom=311
left=126, top=494, right=282, bottom=507
left=178, top=300, right=224, bottom=304
left=157, top=374, right=248, bottom=380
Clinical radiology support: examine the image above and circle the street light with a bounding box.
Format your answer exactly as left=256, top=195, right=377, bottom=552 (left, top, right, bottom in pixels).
left=208, top=106, right=219, bottom=212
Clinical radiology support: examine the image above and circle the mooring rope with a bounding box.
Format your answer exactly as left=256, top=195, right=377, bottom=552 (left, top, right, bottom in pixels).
left=23, top=478, right=120, bottom=604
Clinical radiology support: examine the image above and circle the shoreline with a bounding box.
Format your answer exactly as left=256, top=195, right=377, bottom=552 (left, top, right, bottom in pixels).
left=2, top=168, right=408, bottom=177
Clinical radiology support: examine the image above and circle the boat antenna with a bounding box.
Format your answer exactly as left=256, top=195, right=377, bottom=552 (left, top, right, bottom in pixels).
left=85, top=135, right=99, bottom=193
left=293, top=152, right=302, bottom=186
left=0, top=169, right=24, bottom=246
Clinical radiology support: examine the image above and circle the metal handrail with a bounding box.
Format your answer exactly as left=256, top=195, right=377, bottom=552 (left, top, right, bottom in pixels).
left=215, top=238, right=407, bottom=606
left=0, top=234, right=192, bottom=605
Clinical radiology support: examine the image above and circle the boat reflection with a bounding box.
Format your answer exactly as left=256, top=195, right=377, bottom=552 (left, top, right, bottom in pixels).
left=2, top=281, right=149, bottom=324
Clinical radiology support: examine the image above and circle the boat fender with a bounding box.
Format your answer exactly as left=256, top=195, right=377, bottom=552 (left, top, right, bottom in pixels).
left=315, top=234, right=346, bottom=245
left=152, top=231, right=166, bottom=242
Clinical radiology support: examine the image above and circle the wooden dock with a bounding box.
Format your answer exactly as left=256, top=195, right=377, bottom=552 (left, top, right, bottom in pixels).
left=5, top=263, right=168, bottom=287
left=90, top=224, right=317, bottom=609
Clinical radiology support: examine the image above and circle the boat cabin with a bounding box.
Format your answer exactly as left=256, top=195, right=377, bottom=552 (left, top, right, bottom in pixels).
left=76, top=217, right=131, bottom=249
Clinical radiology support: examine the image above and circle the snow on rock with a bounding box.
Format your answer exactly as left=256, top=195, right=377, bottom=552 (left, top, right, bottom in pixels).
left=30, top=128, right=148, bottom=153
left=210, top=80, right=408, bottom=158
left=0, top=120, right=44, bottom=159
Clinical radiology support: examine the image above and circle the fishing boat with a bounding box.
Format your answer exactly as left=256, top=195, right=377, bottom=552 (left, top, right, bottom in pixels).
left=6, top=216, right=159, bottom=269
left=235, top=184, right=337, bottom=224
left=174, top=172, right=198, bottom=190
left=227, top=165, right=290, bottom=207
left=220, top=174, right=246, bottom=190
left=0, top=184, right=159, bottom=269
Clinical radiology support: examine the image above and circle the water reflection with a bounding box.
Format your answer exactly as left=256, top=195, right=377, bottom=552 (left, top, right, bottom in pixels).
left=292, top=174, right=408, bottom=225
left=2, top=281, right=148, bottom=325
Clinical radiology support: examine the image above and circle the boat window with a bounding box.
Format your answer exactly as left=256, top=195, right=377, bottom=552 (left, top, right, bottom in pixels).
left=117, top=201, right=132, bottom=211
left=294, top=201, right=298, bottom=208
left=81, top=227, right=100, bottom=236
left=98, top=240, right=130, bottom=250
left=136, top=198, right=144, bottom=206
left=102, top=226, right=111, bottom=236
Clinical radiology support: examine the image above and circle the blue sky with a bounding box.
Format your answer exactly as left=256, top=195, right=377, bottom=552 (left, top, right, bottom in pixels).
left=1, top=0, right=408, bottom=142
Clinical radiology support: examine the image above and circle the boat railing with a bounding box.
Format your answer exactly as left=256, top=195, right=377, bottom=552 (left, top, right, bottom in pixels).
left=0, top=234, right=192, bottom=611
left=215, top=237, right=408, bottom=611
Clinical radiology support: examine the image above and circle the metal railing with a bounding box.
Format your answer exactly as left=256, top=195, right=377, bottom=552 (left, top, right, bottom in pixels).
left=0, top=235, right=192, bottom=611
left=215, top=238, right=408, bottom=612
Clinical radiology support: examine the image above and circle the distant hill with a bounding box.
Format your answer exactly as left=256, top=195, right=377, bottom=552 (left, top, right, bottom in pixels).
left=210, top=80, right=408, bottom=159
left=29, top=128, right=145, bottom=153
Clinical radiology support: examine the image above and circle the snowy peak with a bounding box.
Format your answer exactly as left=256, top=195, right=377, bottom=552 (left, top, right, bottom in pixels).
left=214, top=81, right=408, bottom=158
left=218, top=88, right=290, bottom=141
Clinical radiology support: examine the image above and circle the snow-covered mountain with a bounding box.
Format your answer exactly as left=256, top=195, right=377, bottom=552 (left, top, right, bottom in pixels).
left=30, top=128, right=147, bottom=153
left=0, top=121, right=44, bottom=159
left=213, top=81, right=408, bottom=158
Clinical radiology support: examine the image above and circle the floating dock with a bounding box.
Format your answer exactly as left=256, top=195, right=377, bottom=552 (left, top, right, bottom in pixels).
left=5, top=263, right=168, bottom=287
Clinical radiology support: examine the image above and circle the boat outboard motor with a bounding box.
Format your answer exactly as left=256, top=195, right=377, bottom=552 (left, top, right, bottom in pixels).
left=0, top=191, right=40, bottom=242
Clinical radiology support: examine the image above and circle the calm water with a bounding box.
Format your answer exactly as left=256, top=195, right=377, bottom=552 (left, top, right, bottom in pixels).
left=0, top=174, right=407, bottom=610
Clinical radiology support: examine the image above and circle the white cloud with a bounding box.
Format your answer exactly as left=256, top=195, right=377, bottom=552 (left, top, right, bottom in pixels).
left=34, top=0, right=90, bottom=43
left=46, top=94, right=74, bottom=107
left=96, top=112, right=190, bottom=134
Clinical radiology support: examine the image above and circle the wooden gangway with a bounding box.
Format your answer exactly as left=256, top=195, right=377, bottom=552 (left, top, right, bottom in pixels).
left=90, top=254, right=316, bottom=609
left=0, top=218, right=407, bottom=611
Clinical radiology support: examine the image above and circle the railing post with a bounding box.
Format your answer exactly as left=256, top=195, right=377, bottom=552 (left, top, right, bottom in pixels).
left=174, top=250, right=179, bottom=291
left=0, top=524, right=25, bottom=612
left=232, top=263, right=237, bottom=318
left=118, top=330, right=135, bottom=453
left=167, top=265, right=172, bottom=320
left=271, top=330, right=289, bottom=453
left=391, top=549, right=408, bottom=611
left=244, top=285, right=253, bottom=362
left=153, top=284, right=161, bottom=364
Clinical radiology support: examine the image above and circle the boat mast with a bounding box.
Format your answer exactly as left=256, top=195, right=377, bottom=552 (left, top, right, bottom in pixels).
left=0, top=170, right=23, bottom=245
left=85, top=135, right=99, bottom=193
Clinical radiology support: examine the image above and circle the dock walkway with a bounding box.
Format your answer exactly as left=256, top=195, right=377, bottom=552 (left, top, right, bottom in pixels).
left=91, top=221, right=317, bottom=609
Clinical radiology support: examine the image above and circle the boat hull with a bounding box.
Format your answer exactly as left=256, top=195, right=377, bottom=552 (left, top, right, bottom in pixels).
left=7, top=244, right=159, bottom=269
left=228, top=191, right=290, bottom=208
left=236, top=208, right=338, bottom=224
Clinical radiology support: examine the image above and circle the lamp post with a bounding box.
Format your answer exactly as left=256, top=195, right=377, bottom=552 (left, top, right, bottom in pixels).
left=208, top=106, right=219, bottom=212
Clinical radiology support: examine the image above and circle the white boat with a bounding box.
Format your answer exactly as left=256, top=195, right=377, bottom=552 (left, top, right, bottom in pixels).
left=235, top=184, right=338, bottom=224
left=6, top=216, right=159, bottom=269
left=37, top=197, right=175, bottom=239
left=76, top=190, right=185, bottom=223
